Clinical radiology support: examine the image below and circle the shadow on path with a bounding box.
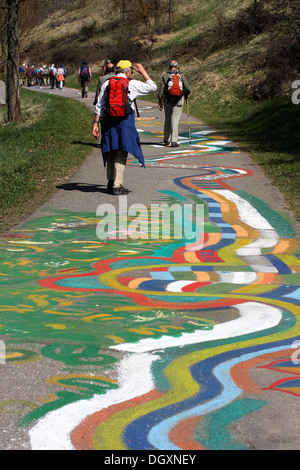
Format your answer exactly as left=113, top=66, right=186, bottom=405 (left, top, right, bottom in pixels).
left=71, top=140, right=101, bottom=148
left=56, top=182, right=107, bottom=193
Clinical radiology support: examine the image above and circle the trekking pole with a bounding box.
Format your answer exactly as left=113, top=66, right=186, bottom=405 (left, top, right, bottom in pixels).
left=186, top=98, right=191, bottom=145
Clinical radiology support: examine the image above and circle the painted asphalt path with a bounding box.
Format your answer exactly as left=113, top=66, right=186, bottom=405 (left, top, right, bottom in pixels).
left=0, top=85, right=299, bottom=451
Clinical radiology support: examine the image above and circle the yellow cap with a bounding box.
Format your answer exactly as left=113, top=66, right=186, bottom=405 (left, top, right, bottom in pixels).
left=116, top=60, right=133, bottom=70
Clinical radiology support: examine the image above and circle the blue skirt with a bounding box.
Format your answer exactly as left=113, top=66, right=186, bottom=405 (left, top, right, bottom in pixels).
left=101, top=112, right=145, bottom=167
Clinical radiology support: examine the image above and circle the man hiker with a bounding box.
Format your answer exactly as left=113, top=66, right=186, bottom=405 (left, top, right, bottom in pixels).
left=93, top=62, right=116, bottom=106
left=78, top=61, right=92, bottom=98
left=92, top=60, right=157, bottom=195
left=102, top=58, right=112, bottom=75
left=158, top=60, right=191, bottom=147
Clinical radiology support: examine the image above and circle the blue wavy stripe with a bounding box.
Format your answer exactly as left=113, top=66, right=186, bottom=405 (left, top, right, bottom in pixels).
left=123, top=337, right=297, bottom=450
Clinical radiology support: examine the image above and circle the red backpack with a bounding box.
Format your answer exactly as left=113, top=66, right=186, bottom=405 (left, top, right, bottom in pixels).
left=167, top=72, right=184, bottom=97
left=106, top=76, right=131, bottom=118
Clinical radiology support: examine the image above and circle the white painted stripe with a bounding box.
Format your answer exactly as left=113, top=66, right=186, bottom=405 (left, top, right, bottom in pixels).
left=29, top=353, right=159, bottom=450
left=166, top=280, right=194, bottom=292
left=214, top=190, right=277, bottom=231
left=111, top=302, right=282, bottom=353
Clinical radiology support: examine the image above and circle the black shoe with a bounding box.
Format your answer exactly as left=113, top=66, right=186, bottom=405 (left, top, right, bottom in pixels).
left=164, top=140, right=170, bottom=146
left=113, top=185, right=130, bottom=195
left=171, top=142, right=179, bottom=147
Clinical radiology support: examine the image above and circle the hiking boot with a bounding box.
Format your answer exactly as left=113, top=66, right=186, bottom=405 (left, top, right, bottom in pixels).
left=171, top=142, right=179, bottom=147
left=112, top=185, right=130, bottom=195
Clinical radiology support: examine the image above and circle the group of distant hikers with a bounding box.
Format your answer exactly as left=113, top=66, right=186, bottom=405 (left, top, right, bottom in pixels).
left=20, top=57, right=192, bottom=196
left=90, top=58, right=191, bottom=195
left=19, top=64, right=67, bottom=89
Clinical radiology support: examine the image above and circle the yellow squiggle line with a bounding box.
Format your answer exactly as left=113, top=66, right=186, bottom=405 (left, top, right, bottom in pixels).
left=0, top=244, right=45, bottom=252
left=47, top=374, right=116, bottom=389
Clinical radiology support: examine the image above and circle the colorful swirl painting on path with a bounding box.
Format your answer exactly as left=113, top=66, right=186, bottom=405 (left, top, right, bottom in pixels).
left=0, top=113, right=299, bottom=450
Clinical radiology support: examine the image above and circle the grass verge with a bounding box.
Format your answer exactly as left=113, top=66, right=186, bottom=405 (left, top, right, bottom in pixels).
left=0, top=87, right=95, bottom=234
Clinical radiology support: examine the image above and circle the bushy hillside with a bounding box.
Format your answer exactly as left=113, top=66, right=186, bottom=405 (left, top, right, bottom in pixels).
left=22, top=0, right=299, bottom=97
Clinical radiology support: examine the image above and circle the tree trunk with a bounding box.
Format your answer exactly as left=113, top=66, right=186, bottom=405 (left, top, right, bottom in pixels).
left=122, top=0, right=126, bottom=21
left=168, top=0, right=173, bottom=32
left=6, top=0, right=23, bottom=123
left=153, top=0, right=161, bottom=28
